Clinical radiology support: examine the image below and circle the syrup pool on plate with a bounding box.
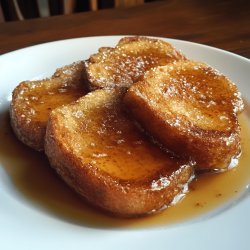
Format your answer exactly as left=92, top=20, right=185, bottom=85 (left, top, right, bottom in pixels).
left=0, top=110, right=249, bottom=228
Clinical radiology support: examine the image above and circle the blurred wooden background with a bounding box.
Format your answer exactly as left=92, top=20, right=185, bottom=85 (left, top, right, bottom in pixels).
left=0, top=0, right=158, bottom=22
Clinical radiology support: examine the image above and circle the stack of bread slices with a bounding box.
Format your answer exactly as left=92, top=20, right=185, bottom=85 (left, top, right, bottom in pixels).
left=10, top=36, right=244, bottom=217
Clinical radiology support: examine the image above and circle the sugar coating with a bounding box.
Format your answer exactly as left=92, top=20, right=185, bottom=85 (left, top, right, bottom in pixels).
left=138, top=61, right=243, bottom=131
left=86, top=36, right=186, bottom=89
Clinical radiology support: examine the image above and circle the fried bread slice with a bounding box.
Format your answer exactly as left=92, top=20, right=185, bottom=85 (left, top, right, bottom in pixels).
left=44, top=89, right=194, bottom=217
left=10, top=61, right=88, bottom=151
left=84, top=36, right=186, bottom=90
left=124, top=61, right=243, bottom=172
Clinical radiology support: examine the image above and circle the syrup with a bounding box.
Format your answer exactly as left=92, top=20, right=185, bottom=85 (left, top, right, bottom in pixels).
left=0, top=110, right=249, bottom=229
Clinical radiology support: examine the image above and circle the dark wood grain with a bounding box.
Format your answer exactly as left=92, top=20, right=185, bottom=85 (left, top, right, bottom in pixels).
left=0, top=0, right=250, bottom=58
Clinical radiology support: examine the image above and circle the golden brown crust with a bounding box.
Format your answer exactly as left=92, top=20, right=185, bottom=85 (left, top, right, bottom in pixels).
left=9, top=36, right=245, bottom=217
left=124, top=61, right=243, bottom=171
left=45, top=89, right=194, bottom=217
left=10, top=61, right=88, bottom=151
left=84, top=36, right=186, bottom=90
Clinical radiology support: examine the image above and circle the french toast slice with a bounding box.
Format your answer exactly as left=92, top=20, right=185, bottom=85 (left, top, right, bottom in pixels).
left=124, top=61, right=243, bottom=172
left=84, top=36, right=186, bottom=90
left=10, top=61, right=88, bottom=151
left=44, top=89, right=194, bottom=217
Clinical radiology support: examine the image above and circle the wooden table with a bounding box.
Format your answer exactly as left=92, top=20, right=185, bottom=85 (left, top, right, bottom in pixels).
left=0, top=0, right=250, bottom=58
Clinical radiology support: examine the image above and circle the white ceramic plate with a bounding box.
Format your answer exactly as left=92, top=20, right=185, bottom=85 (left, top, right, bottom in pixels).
left=0, top=36, right=250, bottom=250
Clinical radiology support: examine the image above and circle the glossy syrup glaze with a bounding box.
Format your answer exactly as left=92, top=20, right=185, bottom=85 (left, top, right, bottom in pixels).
left=13, top=62, right=87, bottom=123
left=56, top=90, right=190, bottom=181
left=0, top=108, right=249, bottom=228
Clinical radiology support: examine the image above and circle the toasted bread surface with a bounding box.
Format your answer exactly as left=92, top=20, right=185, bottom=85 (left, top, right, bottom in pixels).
left=124, top=61, right=243, bottom=171
left=10, top=61, right=88, bottom=151
left=45, top=89, right=194, bottom=217
left=84, top=36, right=186, bottom=90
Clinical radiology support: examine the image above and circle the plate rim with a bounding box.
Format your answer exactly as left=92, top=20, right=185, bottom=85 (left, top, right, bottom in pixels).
left=0, top=35, right=250, bottom=250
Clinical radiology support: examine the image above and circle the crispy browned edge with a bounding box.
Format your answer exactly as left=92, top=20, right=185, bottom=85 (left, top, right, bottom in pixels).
left=44, top=89, right=194, bottom=217
left=10, top=81, right=48, bottom=151
left=10, top=61, right=87, bottom=151
left=82, top=36, right=186, bottom=91
left=123, top=62, right=242, bottom=171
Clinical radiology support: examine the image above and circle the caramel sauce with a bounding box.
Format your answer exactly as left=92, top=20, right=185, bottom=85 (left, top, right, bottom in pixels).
left=0, top=110, right=249, bottom=229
